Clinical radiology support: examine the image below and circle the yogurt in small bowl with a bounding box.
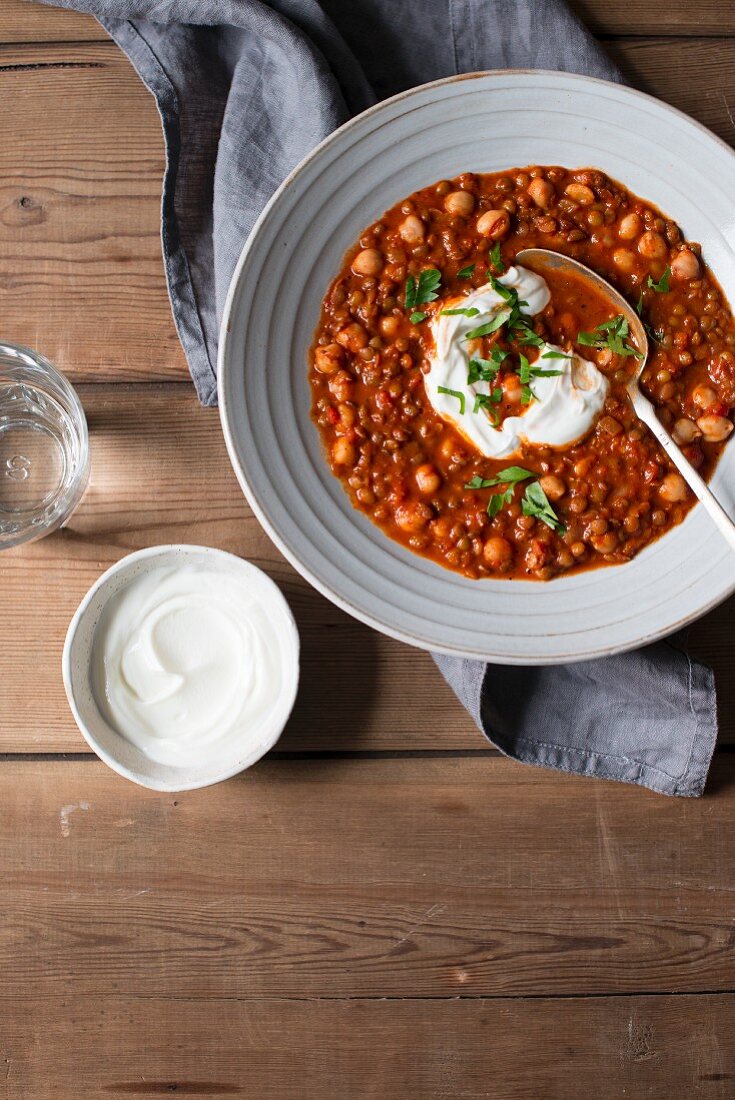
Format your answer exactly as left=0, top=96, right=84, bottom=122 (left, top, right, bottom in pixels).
left=63, top=545, right=299, bottom=790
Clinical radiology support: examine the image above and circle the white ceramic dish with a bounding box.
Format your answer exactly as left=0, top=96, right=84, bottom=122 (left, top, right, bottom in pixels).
left=219, top=70, right=735, bottom=665
left=62, top=545, right=299, bottom=791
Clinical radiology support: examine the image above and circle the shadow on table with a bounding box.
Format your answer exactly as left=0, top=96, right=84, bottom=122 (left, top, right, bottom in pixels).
left=277, top=587, right=379, bottom=754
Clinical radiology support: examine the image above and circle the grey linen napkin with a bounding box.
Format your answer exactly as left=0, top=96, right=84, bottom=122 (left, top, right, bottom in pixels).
left=41, top=0, right=718, bottom=794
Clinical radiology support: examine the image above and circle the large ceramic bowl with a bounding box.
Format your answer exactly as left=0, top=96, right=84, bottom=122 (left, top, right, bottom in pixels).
left=219, top=70, right=735, bottom=664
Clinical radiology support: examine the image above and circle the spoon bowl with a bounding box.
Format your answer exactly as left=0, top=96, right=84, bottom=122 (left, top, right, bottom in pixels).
left=516, top=247, right=735, bottom=552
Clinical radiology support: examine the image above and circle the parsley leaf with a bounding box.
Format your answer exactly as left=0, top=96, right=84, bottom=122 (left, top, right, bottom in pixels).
left=647, top=266, right=671, bottom=293
left=635, top=290, right=644, bottom=316
left=521, top=481, right=565, bottom=535
left=515, top=322, right=544, bottom=348
left=437, top=385, right=465, bottom=415
left=439, top=306, right=480, bottom=317
left=465, top=467, right=535, bottom=490
left=577, top=314, right=642, bottom=359
left=465, top=466, right=536, bottom=519
left=541, top=349, right=569, bottom=359
left=517, top=353, right=563, bottom=404
left=473, top=387, right=502, bottom=414
left=457, top=263, right=475, bottom=280
left=464, top=310, right=512, bottom=341
left=409, top=311, right=427, bottom=324
left=467, top=350, right=506, bottom=384
left=487, top=489, right=513, bottom=517
left=488, top=242, right=505, bottom=273
left=404, top=267, right=442, bottom=311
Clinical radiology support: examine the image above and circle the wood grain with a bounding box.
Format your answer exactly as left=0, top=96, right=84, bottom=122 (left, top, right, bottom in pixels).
left=1, top=36, right=735, bottom=386
left=0, top=42, right=188, bottom=382
left=3, top=0, right=735, bottom=43
left=2, top=757, right=734, bottom=1000
left=3, top=994, right=734, bottom=1098
left=571, top=0, right=735, bottom=35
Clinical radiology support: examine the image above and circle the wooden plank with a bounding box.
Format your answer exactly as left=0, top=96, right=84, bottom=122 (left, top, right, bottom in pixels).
left=0, top=385, right=479, bottom=754
left=0, top=42, right=188, bottom=382
left=611, top=38, right=735, bottom=149
left=2, top=994, right=734, bottom=1098
left=0, top=1, right=107, bottom=43
left=3, top=0, right=735, bottom=44
left=1, top=383, right=733, bottom=753
left=1, top=36, right=735, bottom=388
left=1, top=757, right=734, bottom=1000
left=571, top=0, right=735, bottom=36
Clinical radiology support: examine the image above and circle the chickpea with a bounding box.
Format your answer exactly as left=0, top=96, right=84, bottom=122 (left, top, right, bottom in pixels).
left=618, top=212, right=643, bottom=240
left=612, top=248, right=636, bottom=273
left=328, top=370, right=353, bottom=402
left=539, top=474, right=566, bottom=502
left=527, top=178, right=555, bottom=209
left=502, top=372, right=523, bottom=405
left=395, top=501, right=432, bottom=533
left=314, top=343, right=344, bottom=375
left=332, top=437, right=356, bottom=466
left=658, top=472, right=688, bottom=502
left=671, top=417, right=700, bottom=445
left=379, top=315, right=400, bottom=340
left=415, top=463, right=442, bottom=495
left=399, top=214, right=426, bottom=244
left=592, top=532, right=618, bottom=554
left=483, top=535, right=513, bottom=569
left=444, top=190, right=475, bottom=217
left=336, top=323, right=368, bottom=352
left=671, top=249, right=701, bottom=281
left=637, top=231, right=668, bottom=260
left=476, top=209, right=511, bottom=239
left=351, top=248, right=383, bottom=276
left=599, top=416, right=623, bottom=436
left=564, top=182, right=595, bottom=205
left=691, top=383, right=718, bottom=410
left=338, top=402, right=356, bottom=429
left=696, top=414, right=734, bottom=443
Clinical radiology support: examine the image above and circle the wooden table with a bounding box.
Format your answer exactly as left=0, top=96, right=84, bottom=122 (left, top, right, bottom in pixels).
left=2, top=2, right=734, bottom=1095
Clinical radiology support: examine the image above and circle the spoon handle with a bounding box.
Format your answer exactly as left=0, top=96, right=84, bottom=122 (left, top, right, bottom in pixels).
left=629, top=389, right=735, bottom=553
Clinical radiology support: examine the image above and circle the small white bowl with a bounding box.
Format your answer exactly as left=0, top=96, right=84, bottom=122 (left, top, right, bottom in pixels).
left=62, top=545, right=300, bottom=791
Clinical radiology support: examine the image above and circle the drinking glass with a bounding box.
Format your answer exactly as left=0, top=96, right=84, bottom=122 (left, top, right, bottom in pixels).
left=0, top=342, right=89, bottom=548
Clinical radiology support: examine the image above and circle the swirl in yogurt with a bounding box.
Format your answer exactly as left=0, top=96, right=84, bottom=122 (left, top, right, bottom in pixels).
left=424, top=265, right=609, bottom=459
left=91, top=563, right=297, bottom=768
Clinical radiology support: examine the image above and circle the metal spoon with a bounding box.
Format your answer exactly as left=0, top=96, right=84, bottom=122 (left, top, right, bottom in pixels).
left=516, top=247, right=735, bottom=552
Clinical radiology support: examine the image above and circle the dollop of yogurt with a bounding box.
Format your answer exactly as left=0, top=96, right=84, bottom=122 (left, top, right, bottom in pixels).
left=91, top=562, right=297, bottom=768
left=424, top=265, right=609, bottom=459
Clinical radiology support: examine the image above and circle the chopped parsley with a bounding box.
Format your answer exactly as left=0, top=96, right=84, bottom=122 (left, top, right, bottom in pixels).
left=518, top=352, right=563, bottom=405
left=466, top=468, right=565, bottom=530
left=465, top=466, right=536, bottom=519
left=515, top=322, right=544, bottom=348
left=439, top=306, right=480, bottom=317
left=647, top=266, right=671, bottom=293
left=635, top=290, right=644, bottom=316
left=404, top=267, right=442, bottom=321
left=437, top=385, right=465, bottom=415
left=473, top=388, right=502, bottom=414
left=467, top=349, right=506, bottom=384
left=521, top=481, right=565, bottom=535
left=541, top=349, right=569, bottom=360
left=577, top=314, right=642, bottom=358
left=466, top=467, right=536, bottom=490
left=488, top=242, right=505, bottom=273
left=457, top=263, right=476, bottom=280
left=464, top=310, right=512, bottom=341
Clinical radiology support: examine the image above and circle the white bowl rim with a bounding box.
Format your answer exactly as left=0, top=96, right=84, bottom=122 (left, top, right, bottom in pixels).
left=218, top=68, right=735, bottom=665
left=62, top=544, right=300, bottom=791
